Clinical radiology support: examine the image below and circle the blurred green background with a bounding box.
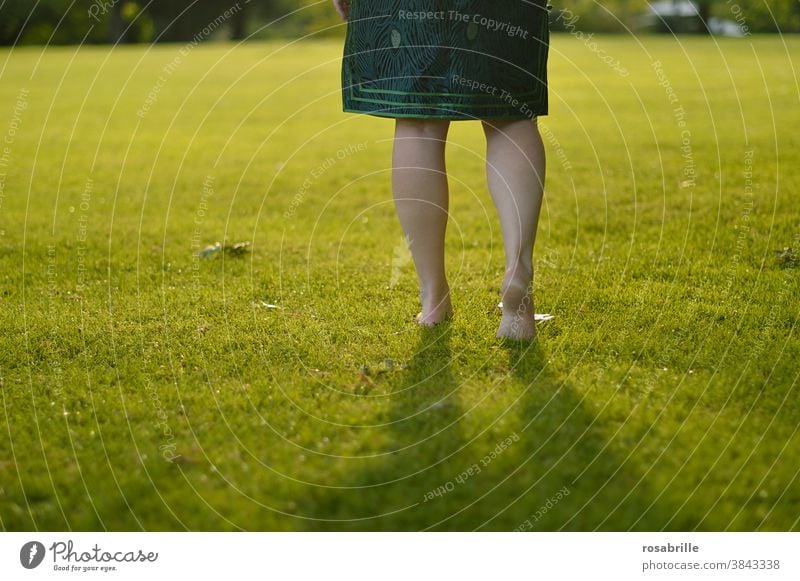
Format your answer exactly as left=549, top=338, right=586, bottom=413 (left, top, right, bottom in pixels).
left=1, top=0, right=799, bottom=47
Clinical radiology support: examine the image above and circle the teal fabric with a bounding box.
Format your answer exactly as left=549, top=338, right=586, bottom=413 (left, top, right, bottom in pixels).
left=342, top=0, right=550, bottom=120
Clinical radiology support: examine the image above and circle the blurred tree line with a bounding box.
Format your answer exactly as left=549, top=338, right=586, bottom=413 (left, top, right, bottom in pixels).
left=1, top=0, right=798, bottom=45
left=0, top=0, right=342, bottom=45
left=548, top=0, right=800, bottom=33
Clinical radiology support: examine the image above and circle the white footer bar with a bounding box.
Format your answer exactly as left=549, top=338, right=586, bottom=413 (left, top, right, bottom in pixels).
left=2, top=533, right=797, bottom=580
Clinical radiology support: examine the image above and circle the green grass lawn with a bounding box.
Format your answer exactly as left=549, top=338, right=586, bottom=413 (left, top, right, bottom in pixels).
left=0, top=34, right=798, bottom=531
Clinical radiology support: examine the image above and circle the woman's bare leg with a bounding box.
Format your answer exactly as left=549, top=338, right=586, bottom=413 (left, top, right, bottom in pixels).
left=482, top=118, right=546, bottom=340
left=392, top=118, right=453, bottom=326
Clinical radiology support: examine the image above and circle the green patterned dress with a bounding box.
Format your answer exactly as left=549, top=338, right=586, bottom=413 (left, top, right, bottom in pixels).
left=342, top=0, right=551, bottom=120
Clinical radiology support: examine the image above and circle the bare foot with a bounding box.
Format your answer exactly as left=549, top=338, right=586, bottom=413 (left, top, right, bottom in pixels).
left=497, top=267, right=536, bottom=341
left=415, top=286, right=453, bottom=327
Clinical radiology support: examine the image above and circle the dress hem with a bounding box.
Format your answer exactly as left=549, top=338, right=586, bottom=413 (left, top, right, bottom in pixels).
left=342, top=107, right=547, bottom=121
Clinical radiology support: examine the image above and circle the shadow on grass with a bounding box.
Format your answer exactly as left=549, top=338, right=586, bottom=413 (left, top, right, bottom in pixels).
left=302, top=327, right=679, bottom=531
left=472, top=340, right=678, bottom=531
left=302, top=322, right=467, bottom=530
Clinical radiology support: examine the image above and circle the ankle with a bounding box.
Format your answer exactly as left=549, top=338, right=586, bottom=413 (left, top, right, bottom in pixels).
left=416, top=281, right=453, bottom=325
left=419, top=281, right=450, bottom=304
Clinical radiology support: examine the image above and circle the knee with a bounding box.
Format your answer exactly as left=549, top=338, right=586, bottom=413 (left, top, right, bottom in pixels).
left=482, top=117, right=537, bottom=136
left=395, top=118, right=450, bottom=139
left=482, top=119, right=541, bottom=148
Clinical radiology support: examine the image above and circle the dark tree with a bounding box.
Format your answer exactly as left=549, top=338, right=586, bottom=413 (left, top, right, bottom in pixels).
left=109, top=3, right=126, bottom=44
left=230, top=4, right=248, bottom=40
left=0, top=0, right=110, bottom=45
left=695, top=0, right=713, bottom=34
left=143, top=0, right=253, bottom=43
